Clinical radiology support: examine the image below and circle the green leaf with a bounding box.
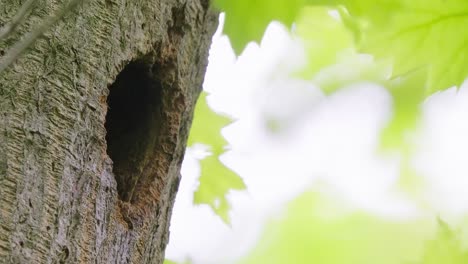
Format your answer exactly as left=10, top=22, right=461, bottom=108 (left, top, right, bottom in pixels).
left=188, top=92, right=232, bottom=154
left=311, top=54, right=391, bottom=94
left=338, top=0, right=468, bottom=93
left=295, top=6, right=393, bottom=94
left=413, top=219, right=468, bottom=264
left=239, top=190, right=435, bottom=264
left=217, top=0, right=468, bottom=95
left=188, top=92, right=246, bottom=223
left=294, top=7, right=428, bottom=149
left=381, top=69, right=427, bottom=149
left=213, top=0, right=308, bottom=54
left=296, top=6, right=355, bottom=79
left=194, top=155, right=246, bottom=224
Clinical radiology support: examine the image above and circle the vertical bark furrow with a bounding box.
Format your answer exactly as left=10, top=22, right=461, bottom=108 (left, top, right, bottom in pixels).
left=0, top=0, right=217, bottom=263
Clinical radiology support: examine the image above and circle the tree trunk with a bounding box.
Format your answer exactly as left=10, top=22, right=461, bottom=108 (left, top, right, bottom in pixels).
left=0, top=0, right=217, bottom=263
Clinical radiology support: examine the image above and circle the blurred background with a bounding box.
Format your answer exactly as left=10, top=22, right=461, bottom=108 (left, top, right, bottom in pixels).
left=165, top=15, right=468, bottom=264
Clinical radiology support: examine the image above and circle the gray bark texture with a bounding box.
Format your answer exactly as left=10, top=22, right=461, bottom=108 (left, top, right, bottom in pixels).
left=0, top=0, right=217, bottom=263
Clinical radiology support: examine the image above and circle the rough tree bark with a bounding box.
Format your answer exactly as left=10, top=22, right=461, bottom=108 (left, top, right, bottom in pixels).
left=0, top=0, right=217, bottom=263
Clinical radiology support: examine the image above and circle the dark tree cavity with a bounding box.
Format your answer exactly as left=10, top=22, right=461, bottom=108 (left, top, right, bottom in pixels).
left=105, top=60, right=163, bottom=203
left=0, top=0, right=218, bottom=262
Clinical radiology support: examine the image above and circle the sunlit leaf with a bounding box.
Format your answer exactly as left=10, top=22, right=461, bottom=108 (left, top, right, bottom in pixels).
left=194, top=154, right=246, bottom=223
left=239, top=190, right=435, bottom=264
left=337, top=0, right=468, bottom=93
left=296, top=6, right=354, bottom=79
left=381, top=69, right=427, bottom=149
left=188, top=92, right=246, bottom=223
left=188, top=92, right=232, bottom=154
left=309, top=52, right=391, bottom=95
left=294, top=7, right=427, bottom=149
left=213, top=0, right=307, bottom=54
left=295, top=6, right=391, bottom=94
left=413, top=219, right=468, bottom=264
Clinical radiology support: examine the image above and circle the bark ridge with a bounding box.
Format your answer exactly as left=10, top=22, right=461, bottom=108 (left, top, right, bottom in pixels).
left=0, top=0, right=217, bottom=262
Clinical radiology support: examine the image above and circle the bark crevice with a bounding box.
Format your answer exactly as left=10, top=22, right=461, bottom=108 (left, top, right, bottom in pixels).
left=0, top=0, right=218, bottom=262
left=105, top=57, right=164, bottom=204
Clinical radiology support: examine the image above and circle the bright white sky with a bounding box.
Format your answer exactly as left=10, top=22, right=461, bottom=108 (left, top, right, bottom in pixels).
left=166, top=15, right=468, bottom=264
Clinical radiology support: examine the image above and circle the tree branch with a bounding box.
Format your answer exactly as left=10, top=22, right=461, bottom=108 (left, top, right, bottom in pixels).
left=0, top=0, right=84, bottom=74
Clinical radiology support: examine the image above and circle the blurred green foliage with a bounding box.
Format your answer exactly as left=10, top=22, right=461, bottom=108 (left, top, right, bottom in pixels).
left=213, top=0, right=308, bottom=54
left=180, top=0, right=468, bottom=263
left=239, top=190, right=468, bottom=264
left=187, top=92, right=246, bottom=223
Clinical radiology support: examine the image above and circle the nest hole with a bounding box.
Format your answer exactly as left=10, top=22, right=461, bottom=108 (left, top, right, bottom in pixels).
left=105, top=59, right=163, bottom=203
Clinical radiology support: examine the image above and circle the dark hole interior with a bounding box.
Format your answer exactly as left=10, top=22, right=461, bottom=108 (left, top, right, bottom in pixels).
left=105, top=60, right=162, bottom=202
